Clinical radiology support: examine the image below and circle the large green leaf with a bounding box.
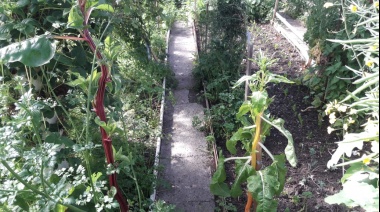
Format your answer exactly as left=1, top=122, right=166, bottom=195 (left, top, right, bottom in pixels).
left=210, top=152, right=231, bottom=197
left=325, top=181, right=379, bottom=211
left=261, top=117, right=298, bottom=167
left=227, top=128, right=252, bottom=154
left=266, top=73, right=294, bottom=85
left=237, top=101, right=251, bottom=119
left=0, top=35, right=56, bottom=67
left=230, top=160, right=255, bottom=197
left=250, top=91, right=268, bottom=116
left=247, top=155, right=287, bottom=212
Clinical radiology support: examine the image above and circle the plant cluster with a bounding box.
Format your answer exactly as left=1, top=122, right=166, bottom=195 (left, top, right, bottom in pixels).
left=210, top=51, right=297, bottom=211
left=302, top=0, right=372, bottom=111
left=193, top=0, right=247, bottom=139
left=0, top=0, right=177, bottom=211
left=280, top=0, right=311, bottom=19
left=244, top=0, right=276, bottom=22
left=323, top=1, right=379, bottom=210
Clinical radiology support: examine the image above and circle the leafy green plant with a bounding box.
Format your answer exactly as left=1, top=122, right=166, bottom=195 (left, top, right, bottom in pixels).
left=244, top=0, right=276, bottom=22
left=323, top=1, right=379, bottom=210
left=303, top=0, right=372, bottom=111
left=193, top=0, right=247, bottom=140
left=210, top=52, right=297, bottom=211
left=0, top=0, right=173, bottom=211
left=215, top=197, right=238, bottom=212
left=281, top=0, right=310, bottom=19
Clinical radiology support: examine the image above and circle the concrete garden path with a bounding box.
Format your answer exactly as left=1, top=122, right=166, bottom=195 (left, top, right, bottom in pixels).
left=156, top=21, right=215, bottom=211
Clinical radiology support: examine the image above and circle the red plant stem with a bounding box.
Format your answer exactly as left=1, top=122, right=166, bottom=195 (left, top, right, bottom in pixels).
left=77, top=2, right=129, bottom=211
left=53, top=35, right=87, bottom=41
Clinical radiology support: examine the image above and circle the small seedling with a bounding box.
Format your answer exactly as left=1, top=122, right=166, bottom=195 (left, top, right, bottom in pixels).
left=283, top=88, right=289, bottom=97
left=306, top=132, right=313, bottom=140
left=274, top=43, right=279, bottom=50
left=298, top=114, right=304, bottom=126
left=292, top=104, right=297, bottom=113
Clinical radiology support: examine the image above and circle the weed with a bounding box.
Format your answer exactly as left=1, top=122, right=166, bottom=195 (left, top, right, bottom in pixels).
left=215, top=198, right=237, bottom=212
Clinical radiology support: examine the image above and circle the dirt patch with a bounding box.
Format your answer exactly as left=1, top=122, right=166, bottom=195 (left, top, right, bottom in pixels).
left=215, top=24, right=358, bottom=211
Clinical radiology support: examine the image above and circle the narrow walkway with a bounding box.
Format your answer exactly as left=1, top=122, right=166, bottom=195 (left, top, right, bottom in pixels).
left=156, top=22, right=215, bottom=211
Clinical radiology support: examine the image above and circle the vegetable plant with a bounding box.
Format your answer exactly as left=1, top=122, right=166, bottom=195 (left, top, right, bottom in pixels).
left=210, top=51, right=298, bottom=212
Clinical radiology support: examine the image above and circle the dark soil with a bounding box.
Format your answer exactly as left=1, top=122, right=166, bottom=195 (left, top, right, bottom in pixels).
left=216, top=24, right=359, bottom=212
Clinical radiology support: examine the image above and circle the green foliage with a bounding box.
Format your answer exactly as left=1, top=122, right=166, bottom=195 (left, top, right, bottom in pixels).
left=210, top=153, right=231, bottom=197
left=303, top=0, right=371, bottom=109
left=323, top=1, right=379, bottom=210
left=0, top=35, right=56, bottom=67
left=0, top=0, right=174, bottom=210
left=281, top=0, right=310, bottom=19
left=247, top=155, right=287, bottom=212
left=244, top=0, right=276, bottom=22
left=193, top=0, right=247, bottom=139
left=210, top=51, right=297, bottom=211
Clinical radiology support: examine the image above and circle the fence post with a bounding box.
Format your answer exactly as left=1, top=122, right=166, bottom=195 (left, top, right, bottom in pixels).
left=272, top=0, right=280, bottom=25
left=245, top=31, right=253, bottom=101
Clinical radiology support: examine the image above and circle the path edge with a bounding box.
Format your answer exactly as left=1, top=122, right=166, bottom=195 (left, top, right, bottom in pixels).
left=150, top=29, right=171, bottom=203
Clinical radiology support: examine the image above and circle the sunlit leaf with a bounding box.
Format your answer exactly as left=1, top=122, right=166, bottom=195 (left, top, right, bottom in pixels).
left=266, top=73, right=294, bottom=85
left=237, top=101, right=251, bottom=119
left=95, top=4, right=115, bottom=13
left=67, top=6, right=84, bottom=30
left=0, top=35, right=56, bottom=67
left=250, top=91, right=268, bottom=116
left=325, top=181, right=379, bottom=211
left=261, top=117, right=298, bottom=167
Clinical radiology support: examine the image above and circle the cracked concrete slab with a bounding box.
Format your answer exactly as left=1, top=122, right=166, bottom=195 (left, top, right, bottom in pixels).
left=156, top=21, right=215, bottom=212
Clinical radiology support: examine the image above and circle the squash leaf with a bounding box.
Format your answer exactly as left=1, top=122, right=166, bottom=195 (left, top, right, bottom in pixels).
left=0, top=35, right=56, bottom=67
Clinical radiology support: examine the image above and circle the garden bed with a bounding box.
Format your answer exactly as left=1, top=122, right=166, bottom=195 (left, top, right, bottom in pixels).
left=213, top=23, right=357, bottom=211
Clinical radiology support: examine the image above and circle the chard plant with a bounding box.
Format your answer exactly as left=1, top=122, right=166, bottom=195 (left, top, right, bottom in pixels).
left=210, top=51, right=298, bottom=212
left=323, top=1, right=379, bottom=210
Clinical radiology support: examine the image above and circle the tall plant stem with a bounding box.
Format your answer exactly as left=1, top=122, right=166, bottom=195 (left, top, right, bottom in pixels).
left=77, top=1, right=129, bottom=211
left=245, top=113, right=263, bottom=212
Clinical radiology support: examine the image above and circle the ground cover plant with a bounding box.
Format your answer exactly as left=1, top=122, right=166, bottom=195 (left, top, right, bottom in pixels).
left=0, top=0, right=178, bottom=211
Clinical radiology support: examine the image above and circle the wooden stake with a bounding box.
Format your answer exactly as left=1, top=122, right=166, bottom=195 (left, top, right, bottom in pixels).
left=245, top=43, right=253, bottom=101
left=272, top=0, right=280, bottom=25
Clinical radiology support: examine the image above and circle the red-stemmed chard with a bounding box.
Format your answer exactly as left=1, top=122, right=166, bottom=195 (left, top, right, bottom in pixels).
left=76, top=0, right=129, bottom=211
